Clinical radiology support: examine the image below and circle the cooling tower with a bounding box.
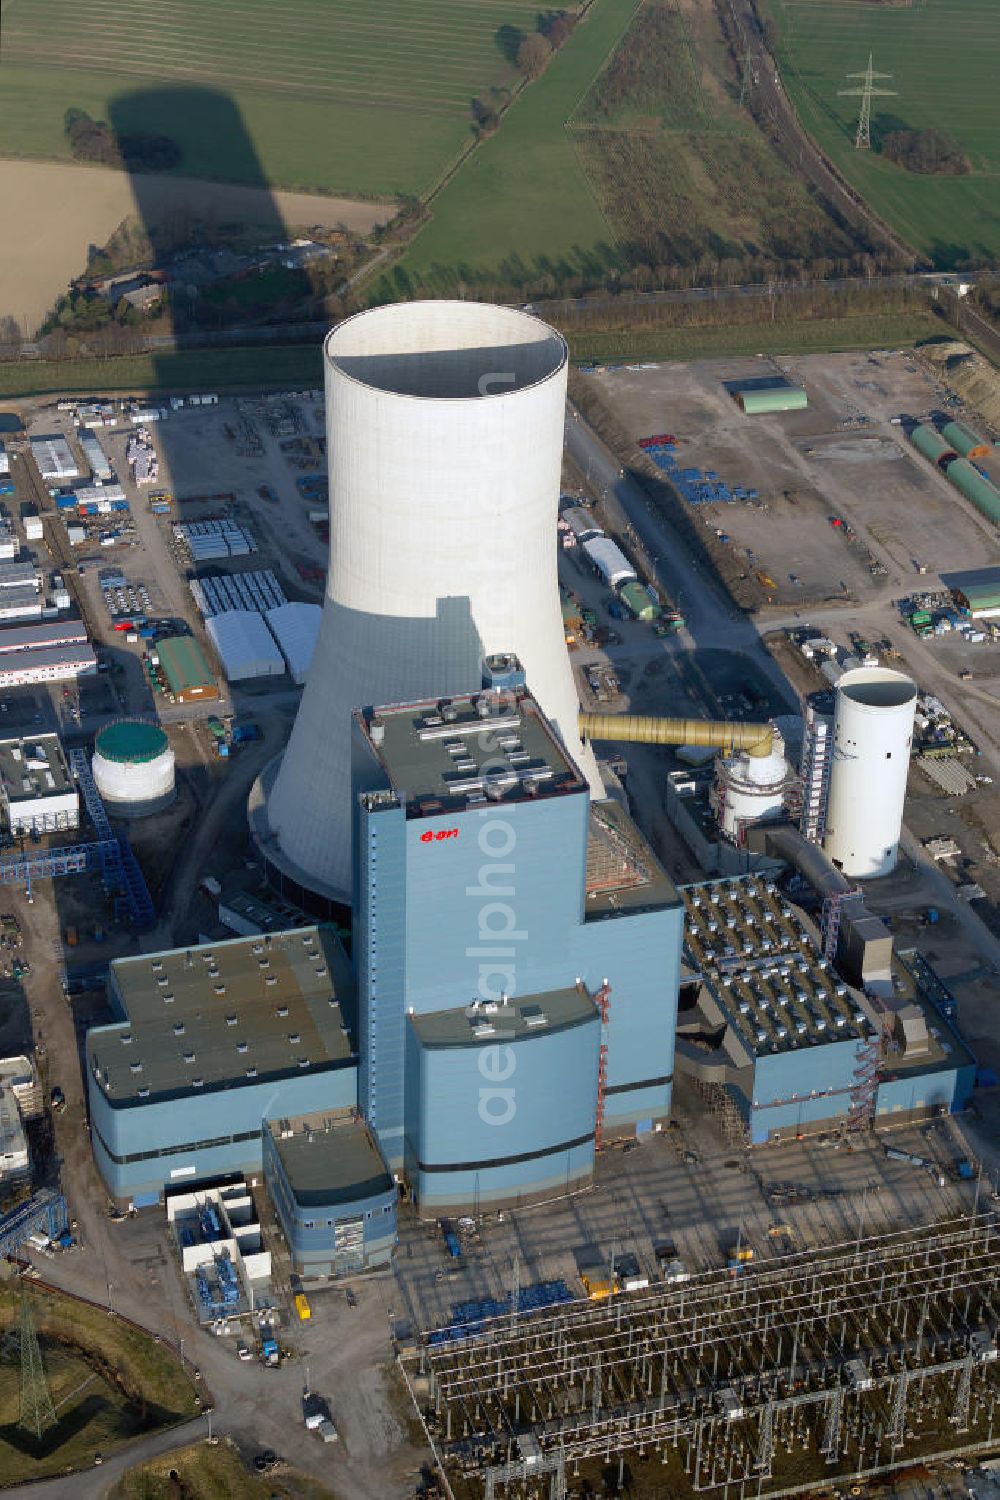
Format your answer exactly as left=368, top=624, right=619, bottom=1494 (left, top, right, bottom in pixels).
left=251, top=301, right=601, bottom=907
left=823, top=666, right=917, bottom=880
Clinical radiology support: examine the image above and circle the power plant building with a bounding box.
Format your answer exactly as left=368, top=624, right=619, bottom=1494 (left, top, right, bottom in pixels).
left=86, top=927, right=360, bottom=1207
left=678, top=875, right=974, bottom=1144
left=351, top=664, right=684, bottom=1213
left=253, top=301, right=602, bottom=912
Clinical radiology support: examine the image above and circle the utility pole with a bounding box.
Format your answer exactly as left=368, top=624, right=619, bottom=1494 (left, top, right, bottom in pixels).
left=18, top=1293, right=57, bottom=1442
left=839, top=54, right=896, bottom=151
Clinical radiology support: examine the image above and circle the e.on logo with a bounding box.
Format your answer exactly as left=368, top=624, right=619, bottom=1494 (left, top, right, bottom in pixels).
left=420, top=827, right=459, bottom=844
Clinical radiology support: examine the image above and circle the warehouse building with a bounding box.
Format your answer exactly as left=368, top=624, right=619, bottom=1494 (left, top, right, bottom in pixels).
left=350, top=663, right=685, bottom=1214
left=676, top=874, right=975, bottom=1143
left=0, top=734, right=79, bottom=835
left=206, top=610, right=285, bottom=682
left=154, top=635, right=218, bottom=703
left=265, top=602, right=321, bottom=685
left=0, top=642, right=97, bottom=687
left=0, top=561, right=39, bottom=593
left=86, top=926, right=363, bottom=1207
left=943, top=567, right=1000, bottom=620
left=728, top=378, right=808, bottom=415
left=0, top=587, right=43, bottom=623
left=30, top=434, right=79, bottom=481
left=262, top=1111, right=396, bottom=1277
left=581, top=535, right=636, bottom=588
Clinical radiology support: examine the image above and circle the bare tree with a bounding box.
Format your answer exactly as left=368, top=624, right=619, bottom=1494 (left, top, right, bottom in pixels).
left=517, top=33, right=552, bottom=79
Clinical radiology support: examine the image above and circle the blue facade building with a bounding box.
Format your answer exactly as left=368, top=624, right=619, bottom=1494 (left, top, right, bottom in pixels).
left=263, top=1112, right=396, bottom=1276
left=87, top=927, right=361, bottom=1207
left=676, top=874, right=976, bottom=1144
left=351, top=665, right=685, bottom=1212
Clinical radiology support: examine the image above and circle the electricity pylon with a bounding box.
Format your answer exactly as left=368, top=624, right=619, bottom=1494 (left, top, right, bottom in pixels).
left=18, top=1293, right=57, bottom=1442
left=839, top=53, right=896, bottom=150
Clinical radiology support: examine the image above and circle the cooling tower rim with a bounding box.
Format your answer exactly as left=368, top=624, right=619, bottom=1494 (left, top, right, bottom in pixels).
left=324, top=301, right=568, bottom=402
left=837, top=666, right=917, bottom=711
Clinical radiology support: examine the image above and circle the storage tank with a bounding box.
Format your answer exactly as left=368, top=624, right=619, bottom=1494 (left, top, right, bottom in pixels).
left=714, top=728, right=794, bottom=845
left=943, top=457, right=1000, bottom=526
left=253, top=301, right=602, bottom=907
left=941, top=419, right=990, bottom=460
left=823, top=667, right=917, bottom=879
left=909, top=424, right=957, bottom=468
left=92, top=720, right=175, bottom=818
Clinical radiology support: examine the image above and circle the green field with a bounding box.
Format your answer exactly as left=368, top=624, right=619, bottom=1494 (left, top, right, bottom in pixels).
left=764, top=0, right=1000, bottom=266
left=0, top=0, right=540, bottom=196
left=0, top=345, right=324, bottom=400
left=381, top=0, right=640, bottom=295
left=568, top=311, right=945, bottom=363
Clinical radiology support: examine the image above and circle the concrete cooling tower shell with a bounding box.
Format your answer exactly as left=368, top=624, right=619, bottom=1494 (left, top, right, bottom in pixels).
left=253, top=301, right=601, bottom=907
left=822, top=667, right=917, bottom=880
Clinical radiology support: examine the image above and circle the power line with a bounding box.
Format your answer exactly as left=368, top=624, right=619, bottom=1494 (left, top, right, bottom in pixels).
left=18, top=1293, right=57, bottom=1443
left=839, top=53, right=896, bottom=151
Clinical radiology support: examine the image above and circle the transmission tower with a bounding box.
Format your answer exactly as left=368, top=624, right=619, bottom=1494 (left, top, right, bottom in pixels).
left=839, top=53, right=896, bottom=150
left=18, top=1293, right=57, bottom=1442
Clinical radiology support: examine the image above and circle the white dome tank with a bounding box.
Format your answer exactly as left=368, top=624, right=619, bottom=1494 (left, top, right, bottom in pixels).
left=823, top=666, right=916, bottom=878
left=715, top=728, right=792, bottom=844
left=253, top=300, right=602, bottom=906
left=93, top=720, right=175, bottom=819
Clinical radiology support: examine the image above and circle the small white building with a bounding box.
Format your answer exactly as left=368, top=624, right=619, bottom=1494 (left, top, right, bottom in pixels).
left=22, top=507, right=43, bottom=542
left=0, top=734, right=79, bottom=835
left=0, top=444, right=10, bottom=475
left=0, top=523, right=18, bottom=562
left=79, top=430, right=113, bottom=482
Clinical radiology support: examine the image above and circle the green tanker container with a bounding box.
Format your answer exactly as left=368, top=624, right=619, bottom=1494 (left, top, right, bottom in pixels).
left=737, top=386, right=808, bottom=415
left=619, top=580, right=660, bottom=621
left=941, top=419, right=990, bottom=460
left=910, top=424, right=957, bottom=468
left=944, top=457, right=1000, bottom=526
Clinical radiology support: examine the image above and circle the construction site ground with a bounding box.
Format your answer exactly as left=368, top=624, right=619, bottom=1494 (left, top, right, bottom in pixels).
left=583, top=349, right=1000, bottom=615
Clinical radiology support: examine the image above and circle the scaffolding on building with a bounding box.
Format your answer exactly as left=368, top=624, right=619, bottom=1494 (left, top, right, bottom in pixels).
left=409, top=1214, right=1000, bottom=1500
left=593, top=980, right=611, bottom=1152
left=799, top=708, right=833, bottom=844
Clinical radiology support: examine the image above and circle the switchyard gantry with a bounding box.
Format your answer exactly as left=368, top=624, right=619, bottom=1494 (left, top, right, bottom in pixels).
left=406, top=1214, right=1000, bottom=1500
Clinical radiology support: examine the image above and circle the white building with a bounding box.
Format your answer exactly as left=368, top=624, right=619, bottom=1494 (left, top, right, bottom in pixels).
left=0, top=586, right=43, bottom=623
left=22, top=508, right=43, bottom=541
left=0, top=560, right=39, bottom=592
left=0, top=620, right=87, bottom=655
left=255, top=301, right=602, bottom=904
left=207, top=610, right=285, bottom=681
left=31, top=434, right=79, bottom=481
left=0, top=734, right=79, bottom=834
left=0, top=642, right=97, bottom=688
left=0, top=523, right=17, bottom=562
left=79, top=430, right=113, bottom=481
left=265, top=601, right=321, bottom=686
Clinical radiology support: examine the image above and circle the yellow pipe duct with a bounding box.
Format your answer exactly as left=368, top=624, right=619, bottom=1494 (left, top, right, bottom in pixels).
left=579, top=712, right=774, bottom=758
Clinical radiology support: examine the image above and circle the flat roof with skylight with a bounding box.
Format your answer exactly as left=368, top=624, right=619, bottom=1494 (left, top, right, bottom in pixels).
left=0, top=735, right=74, bottom=802
left=88, top=927, right=355, bottom=1105
left=355, top=684, right=585, bottom=818
left=409, top=986, right=597, bottom=1049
